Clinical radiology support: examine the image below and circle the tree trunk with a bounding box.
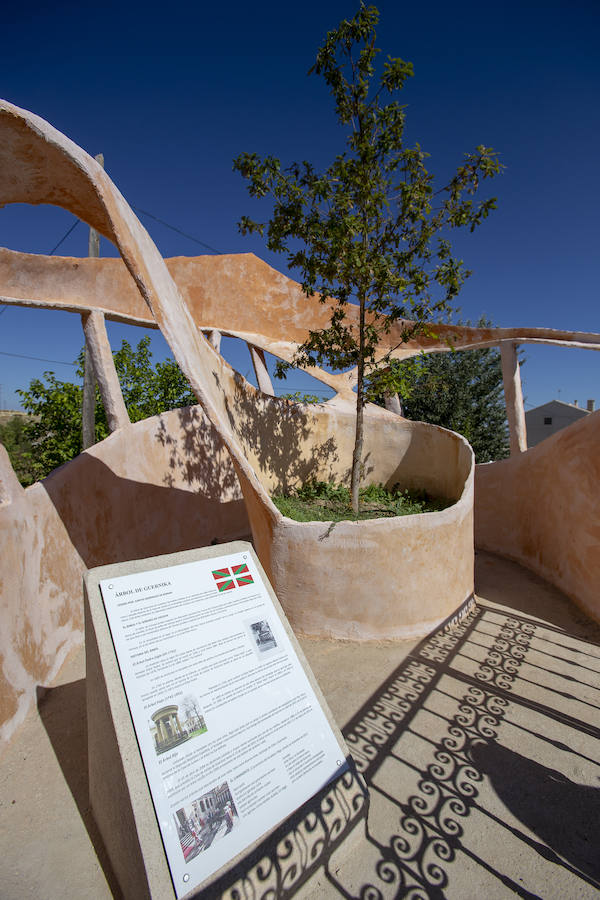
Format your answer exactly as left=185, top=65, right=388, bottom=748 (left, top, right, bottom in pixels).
left=350, top=388, right=364, bottom=515
left=350, top=294, right=366, bottom=515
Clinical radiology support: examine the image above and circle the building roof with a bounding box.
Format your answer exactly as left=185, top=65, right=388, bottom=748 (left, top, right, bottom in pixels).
left=525, top=399, right=590, bottom=418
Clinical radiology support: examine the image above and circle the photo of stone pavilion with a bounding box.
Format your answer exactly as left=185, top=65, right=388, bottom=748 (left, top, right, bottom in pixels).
left=149, top=695, right=207, bottom=756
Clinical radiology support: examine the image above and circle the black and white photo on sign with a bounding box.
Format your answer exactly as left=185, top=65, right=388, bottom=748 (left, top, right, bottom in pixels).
left=99, top=553, right=345, bottom=897
left=249, top=619, right=277, bottom=653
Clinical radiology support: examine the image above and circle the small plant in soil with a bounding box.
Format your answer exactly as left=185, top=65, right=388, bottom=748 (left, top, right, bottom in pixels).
left=272, top=479, right=452, bottom=523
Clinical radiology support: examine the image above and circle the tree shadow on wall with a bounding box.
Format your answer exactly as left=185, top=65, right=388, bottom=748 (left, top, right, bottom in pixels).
left=154, top=405, right=241, bottom=501
left=214, top=371, right=345, bottom=494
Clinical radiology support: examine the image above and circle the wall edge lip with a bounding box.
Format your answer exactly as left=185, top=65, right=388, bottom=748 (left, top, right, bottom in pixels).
left=275, top=496, right=472, bottom=532
left=16, top=407, right=223, bottom=492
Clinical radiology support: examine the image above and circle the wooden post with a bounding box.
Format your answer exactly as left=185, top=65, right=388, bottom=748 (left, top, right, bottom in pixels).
left=82, top=311, right=130, bottom=432
left=81, top=346, right=96, bottom=449
left=249, top=344, right=275, bottom=395
left=82, top=153, right=104, bottom=449
left=205, top=330, right=222, bottom=353
left=500, top=341, right=527, bottom=455
left=384, top=393, right=403, bottom=416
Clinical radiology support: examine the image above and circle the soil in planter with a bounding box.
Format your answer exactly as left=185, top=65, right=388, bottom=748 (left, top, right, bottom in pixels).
left=272, top=479, right=453, bottom=523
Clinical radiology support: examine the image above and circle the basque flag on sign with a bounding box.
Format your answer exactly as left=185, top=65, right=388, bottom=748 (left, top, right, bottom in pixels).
left=232, top=563, right=254, bottom=587
left=211, top=563, right=253, bottom=591
left=212, top=567, right=235, bottom=592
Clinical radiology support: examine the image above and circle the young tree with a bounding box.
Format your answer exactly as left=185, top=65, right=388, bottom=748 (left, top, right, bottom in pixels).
left=234, top=4, right=501, bottom=513
left=13, top=337, right=195, bottom=484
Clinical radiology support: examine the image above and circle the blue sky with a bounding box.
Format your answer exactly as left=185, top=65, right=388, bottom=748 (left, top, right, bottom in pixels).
left=0, top=0, right=598, bottom=411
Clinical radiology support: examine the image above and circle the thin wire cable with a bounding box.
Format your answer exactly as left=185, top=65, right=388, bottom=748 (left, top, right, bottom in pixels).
left=0, top=350, right=77, bottom=366
left=45, top=204, right=228, bottom=259
left=48, top=219, right=80, bottom=255
left=133, top=206, right=224, bottom=254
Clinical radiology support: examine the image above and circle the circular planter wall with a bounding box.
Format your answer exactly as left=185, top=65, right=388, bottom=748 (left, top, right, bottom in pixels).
left=236, top=403, right=475, bottom=641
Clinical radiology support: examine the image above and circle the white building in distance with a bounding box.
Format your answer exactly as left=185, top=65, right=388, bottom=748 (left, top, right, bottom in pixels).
left=525, top=399, right=594, bottom=447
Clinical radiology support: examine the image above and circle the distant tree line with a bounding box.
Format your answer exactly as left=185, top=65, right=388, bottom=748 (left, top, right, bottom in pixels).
left=0, top=336, right=195, bottom=486
left=381, top=326, right=510, bottom=463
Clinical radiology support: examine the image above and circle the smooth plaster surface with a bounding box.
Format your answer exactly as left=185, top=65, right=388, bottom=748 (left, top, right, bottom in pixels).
left=0, top=99, right=479, bottom=745
left=475, top=408, right=600, bottom=622
left=1, top=98, right=599, bottom=750
left=2, top=246, right=599, bottom=397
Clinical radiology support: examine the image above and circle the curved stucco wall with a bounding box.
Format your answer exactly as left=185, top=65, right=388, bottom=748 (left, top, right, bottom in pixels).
left=0, top=448, right=86, bottom=745
left=474, top=410, right=600, bottom=622
left=0, top=407, right=248, bottom=744
left=0, top=100, right=473, bottom=739
left=239, top=403, right=475, bottom=641
left=230, top=392, right=472, bottom=500
left=3, top=247, right=598, bottom=388
left=0, top=396, right=475, bottom=744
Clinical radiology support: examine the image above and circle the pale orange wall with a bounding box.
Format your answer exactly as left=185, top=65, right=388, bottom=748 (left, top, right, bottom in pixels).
left=3, top=248, right=597, bottom=375
left=0, top=408, right=249, bottom=744
left=475, top=410, right=600, bottom=622
left=239, top=403, right=476, bottom=642
left=0, top=454, right=86, bottom=743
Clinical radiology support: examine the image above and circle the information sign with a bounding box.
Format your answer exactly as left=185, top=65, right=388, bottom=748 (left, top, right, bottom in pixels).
left=98, top=548, right=346, bottom=898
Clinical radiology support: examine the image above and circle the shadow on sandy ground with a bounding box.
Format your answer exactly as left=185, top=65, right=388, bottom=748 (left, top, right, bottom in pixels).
left=35, top=552, right=600, bottom=899
left=36, top=679, right=124, bottom=899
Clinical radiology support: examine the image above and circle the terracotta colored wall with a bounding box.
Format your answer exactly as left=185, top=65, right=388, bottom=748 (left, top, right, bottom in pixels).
left=475, top=410, right=600, bottom=622
left=0, top=450, right=86, bottom=745
left=240, top=405, right=475, bottom=641
left=3, top=247, right=598, bottom=373
left=0, top=407, right=248, bottom=745
left=213, top=385, right=471, bottom=503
